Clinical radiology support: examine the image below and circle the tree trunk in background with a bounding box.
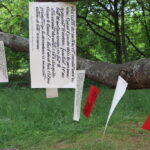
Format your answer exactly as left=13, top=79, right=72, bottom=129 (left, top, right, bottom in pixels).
left=136, top=0, right=150, bottom=46
left=121, top=0, right=128, bottom=62
left=141, top=7, right=150, bottom=46
left=114, top=0, right=122, bottom=64
left=0, top=32, right=150, bottom=89
left=36, top=0, right=76, bottom=2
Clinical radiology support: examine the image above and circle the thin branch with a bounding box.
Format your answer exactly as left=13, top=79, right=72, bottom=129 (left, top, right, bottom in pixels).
left=86, top=20, right=115, bottom=44
left=97, top=1, right=114, bottom=16
left=136, top=0, right=150, bottom=12
left=0, top=4, right=13, bottom=17
left=108, top=0, right=114, bottom=12
left=126, top=35, right=147, bottom=57
left=78, top=15, right=115, bottom=37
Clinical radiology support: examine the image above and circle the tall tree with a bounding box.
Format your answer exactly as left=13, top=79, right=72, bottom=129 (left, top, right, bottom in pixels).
left=121, top=0, right=128, bottom=62
left=113, top=0, right=122, bottom=63
left=79, top=0, right=124, bottom=63
left=78, top=0, right=149, bottom=63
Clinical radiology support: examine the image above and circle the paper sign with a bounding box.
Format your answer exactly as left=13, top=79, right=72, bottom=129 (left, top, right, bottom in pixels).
left=46, top=88, right=58, bottom=98
left=83, top=85, right=99, bottom=118
left=142, top=115, right=150, bottom=131
left=73, top=70, right=85, bottom=121
left=29, top=2, right=76, bottom=88
left=103, top=76, right=128, bottom=135
left=0, top=41, right=8, bottom=82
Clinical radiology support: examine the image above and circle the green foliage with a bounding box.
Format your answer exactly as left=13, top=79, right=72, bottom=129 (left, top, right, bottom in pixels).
left=77, top=0, right=150, bottom=62
left=0, top=0, right=29, bottom=36
left=5, top=48, right=29, bottom=75
left=77, top=0, right=116, bottom=62
left=0, top=0, right=31, bottom=74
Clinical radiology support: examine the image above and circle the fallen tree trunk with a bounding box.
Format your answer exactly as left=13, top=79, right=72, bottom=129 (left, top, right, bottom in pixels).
left=77, top=57, right=150, bottom=89
left=0, top=31, right=150, bottom=89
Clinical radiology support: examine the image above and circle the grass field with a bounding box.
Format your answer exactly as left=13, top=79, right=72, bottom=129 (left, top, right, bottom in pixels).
left=0, top=79, right=150, bottom=150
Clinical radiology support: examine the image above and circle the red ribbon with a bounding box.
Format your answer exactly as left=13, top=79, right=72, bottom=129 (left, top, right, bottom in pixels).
left=83, top=85, right=99, bottom=118
left=142, top=115, right=150, bottom=131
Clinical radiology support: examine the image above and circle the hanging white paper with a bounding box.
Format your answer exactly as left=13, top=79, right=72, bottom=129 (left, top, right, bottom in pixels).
left=0, top=41, right=8, bottom=82
left=46, top=88, right=58, bottom=98
left=103, top=76, right=128, bottom=135
left=29, top=2, right=76, bottom=88
left=73, top=70, right=85, bottom=121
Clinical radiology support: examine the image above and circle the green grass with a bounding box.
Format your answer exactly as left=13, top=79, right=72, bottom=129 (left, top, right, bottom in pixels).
left=0, top=79, right=150, bottom=149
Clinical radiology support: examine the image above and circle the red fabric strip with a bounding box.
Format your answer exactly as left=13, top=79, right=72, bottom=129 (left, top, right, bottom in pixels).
left=142, top=115, right=150, bottom=131
left=83, top=85, right=99, bottom=118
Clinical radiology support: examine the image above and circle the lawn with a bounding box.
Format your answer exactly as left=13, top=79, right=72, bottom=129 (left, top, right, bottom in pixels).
left=0, top=79, right=150, bottom=150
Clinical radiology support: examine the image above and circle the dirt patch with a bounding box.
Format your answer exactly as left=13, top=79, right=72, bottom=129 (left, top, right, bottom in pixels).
left=52, top=142, right=71, bottom=149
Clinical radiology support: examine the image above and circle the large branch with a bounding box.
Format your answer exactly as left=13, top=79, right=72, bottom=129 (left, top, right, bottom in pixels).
left=0, top=31, right=150, bottom=89
left=0, top=32, right=29, bottom=52
left=77, top=57, right=150, bottom=89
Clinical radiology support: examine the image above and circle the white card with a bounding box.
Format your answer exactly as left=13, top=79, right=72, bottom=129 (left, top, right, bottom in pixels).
left=46, top=88, right=58, bottom=98
left=103, top=76, right=128, bottom=135
left=0, top=41, right=8, bottom=82
left=73, top=70, right=85, bottom=121
left=29, top=2, right=76, bottom=88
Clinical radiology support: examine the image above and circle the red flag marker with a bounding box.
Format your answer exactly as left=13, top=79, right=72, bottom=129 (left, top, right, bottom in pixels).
left=142, top=115, right=150, bottom=131
left=83, top=85, right=99, bottom=118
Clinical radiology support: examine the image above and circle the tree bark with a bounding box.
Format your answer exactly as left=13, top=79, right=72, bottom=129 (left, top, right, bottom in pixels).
left=114, top=0, right=122, bottom=64
left=77, top=57, right=150, bottom=89
left=121, top=0, right=128, bottom=62
left=0, top=32, right=29, bottom=52
left=0, top=32, right=150, bottom=89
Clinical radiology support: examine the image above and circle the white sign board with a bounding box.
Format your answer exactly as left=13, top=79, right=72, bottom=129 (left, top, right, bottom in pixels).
left=46, top=88, right=58, bottom=98
left=29, top=2, right=76, bottom=88
left=0, top=41, right=8, bottom=82
left=73, top=70, right=85, bottom=121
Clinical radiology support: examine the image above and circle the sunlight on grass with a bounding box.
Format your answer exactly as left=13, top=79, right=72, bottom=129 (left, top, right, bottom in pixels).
left=0, top=79, right=150, bottom=149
